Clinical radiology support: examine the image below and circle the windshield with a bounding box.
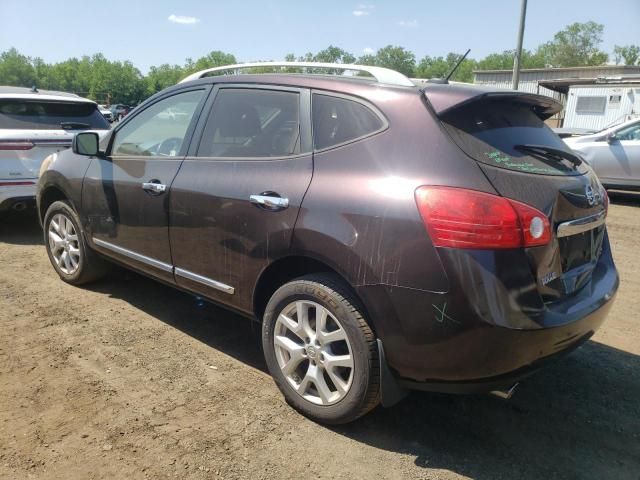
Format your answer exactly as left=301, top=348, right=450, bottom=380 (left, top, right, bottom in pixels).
left=440, top=100, right=588, bottom=176
left=0, top=100, right=110, bottom=130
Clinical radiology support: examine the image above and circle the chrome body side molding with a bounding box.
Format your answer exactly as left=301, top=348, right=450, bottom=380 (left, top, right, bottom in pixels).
left=92, top=238, right=174, bottom=273
left=92, top=238, right=235, bottom=294
left=175, top=267, right=235, bottom=294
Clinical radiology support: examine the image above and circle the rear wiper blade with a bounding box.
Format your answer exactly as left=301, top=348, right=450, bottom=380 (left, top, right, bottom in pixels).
left=514, top=144, right=582, bottom=167
left=60, top=122, right=91, bottom=130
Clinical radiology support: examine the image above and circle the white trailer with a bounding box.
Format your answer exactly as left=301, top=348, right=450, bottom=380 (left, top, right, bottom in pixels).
left=563, top=83, right=640, bottom=130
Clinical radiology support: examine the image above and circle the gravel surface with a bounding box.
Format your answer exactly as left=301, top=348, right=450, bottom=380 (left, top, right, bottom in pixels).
left=1, top=193, right=639, bottom=480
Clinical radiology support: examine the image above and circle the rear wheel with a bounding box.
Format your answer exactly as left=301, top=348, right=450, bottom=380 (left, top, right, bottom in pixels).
left=44, top=200, right=108, bottom=285
left=262, top=274, right=379, bottom=424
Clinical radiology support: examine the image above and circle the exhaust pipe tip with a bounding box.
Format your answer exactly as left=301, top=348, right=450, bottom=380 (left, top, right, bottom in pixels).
left=490, top=383, right=519, bottom=400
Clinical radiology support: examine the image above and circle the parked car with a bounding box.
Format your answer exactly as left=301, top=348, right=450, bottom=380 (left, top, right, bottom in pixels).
left=0, top=86, right=110, bottom=215
left=552, top=127, right=596, bottom=138
left=98, top=104, right=113, bottom=123
left=564, top=117, right=640, bottom=190
left=109, top=104, right=131, bottom=121
left=37, top=62, right=619, bottom=424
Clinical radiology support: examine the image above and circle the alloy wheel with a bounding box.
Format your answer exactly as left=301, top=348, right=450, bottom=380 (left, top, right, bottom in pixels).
left=48, top=213, right=81, bottom=275
left=274, top=300, right=354, bottom=405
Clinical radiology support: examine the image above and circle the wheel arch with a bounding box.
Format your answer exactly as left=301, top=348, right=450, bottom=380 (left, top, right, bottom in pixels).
left=38, top=185, right=70, bottom=222
left=252, top=254, right=374, bottom=332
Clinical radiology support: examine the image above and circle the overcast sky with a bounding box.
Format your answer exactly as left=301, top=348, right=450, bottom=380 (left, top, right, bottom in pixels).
left=1, top=0, right=638, bottom=72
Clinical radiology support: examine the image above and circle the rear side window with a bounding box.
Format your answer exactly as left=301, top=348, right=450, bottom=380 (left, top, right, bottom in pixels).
left=312, top=94, right=385, bottom=150
left=198, top=89, right=300, bottom=158
left=0, top=100, right=109, bottom=130
left=440, top=100, right=587, bottom=176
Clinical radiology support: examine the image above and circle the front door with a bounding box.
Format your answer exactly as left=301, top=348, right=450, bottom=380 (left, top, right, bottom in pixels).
left=83, top=88, right=208, bottom=282
left=585, top=121, right=640, bottom=186
left=169, top=86, right=313, bottom=312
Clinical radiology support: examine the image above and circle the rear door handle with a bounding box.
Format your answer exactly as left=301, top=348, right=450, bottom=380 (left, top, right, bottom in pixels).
left=142, top=181, right=167, bottom=195
left=250, top=194, right=289, bottom=211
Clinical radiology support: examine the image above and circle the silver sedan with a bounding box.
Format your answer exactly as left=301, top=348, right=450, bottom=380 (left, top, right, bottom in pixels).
left=564, top=118, right=640, bottom=191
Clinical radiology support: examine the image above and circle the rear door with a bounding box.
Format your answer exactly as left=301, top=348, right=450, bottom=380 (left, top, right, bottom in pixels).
left=83, top=88, right=208, bottom=282
left=169, top=85, right=313, bottom=313
left=0, top=98, right=109, bottom=186
left=436, top=96, right=608, bottom=301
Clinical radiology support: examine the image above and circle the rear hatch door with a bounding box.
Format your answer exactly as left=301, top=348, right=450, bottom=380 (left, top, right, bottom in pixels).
left=0, top=98, right=109, bottom=184
left=428, top=89, right=608, bottom=302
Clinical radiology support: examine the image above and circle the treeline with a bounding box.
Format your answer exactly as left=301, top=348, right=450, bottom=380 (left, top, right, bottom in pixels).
left=1, top=21, right=638, bottom=105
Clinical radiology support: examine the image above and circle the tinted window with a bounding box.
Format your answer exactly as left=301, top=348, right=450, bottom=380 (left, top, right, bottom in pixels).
left=198, top=89, right=300, bottom=158
left=312, top=94, right=384, bottom=150
left=0, top=100, right=109, bottom=130
left=111, top=90, right=204, bottom=157
left=616, top=122, right=640, bottom=141
left=441, top=100, right=588, bottom=176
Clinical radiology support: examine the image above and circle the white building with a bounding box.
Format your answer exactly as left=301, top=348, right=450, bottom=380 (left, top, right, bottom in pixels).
left=473, top=65, right=640, bottom=128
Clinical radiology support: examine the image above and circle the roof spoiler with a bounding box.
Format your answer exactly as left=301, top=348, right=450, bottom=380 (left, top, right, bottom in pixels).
left=179, top=61, right=415, bottom=87
left=424, top=85, right=563, bottom=120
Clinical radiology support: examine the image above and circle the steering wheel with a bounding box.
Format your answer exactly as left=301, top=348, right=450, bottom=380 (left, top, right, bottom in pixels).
left=157, top=137, right=182, bottom=156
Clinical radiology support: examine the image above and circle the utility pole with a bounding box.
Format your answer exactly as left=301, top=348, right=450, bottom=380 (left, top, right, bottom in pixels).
left=512, top=0, right=528, bottom=90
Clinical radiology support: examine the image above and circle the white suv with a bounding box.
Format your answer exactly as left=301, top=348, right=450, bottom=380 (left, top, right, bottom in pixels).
left=0, top=86, right=110, bottom=214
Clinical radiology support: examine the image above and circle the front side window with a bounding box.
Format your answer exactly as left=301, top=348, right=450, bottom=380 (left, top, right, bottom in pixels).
left=312, top=94, right=385, bottom=150
left=198, top=89, right=300, bottom=158
left=616, top=122, right=640, bottom=141
left=111, top=90, right=205, bottom=157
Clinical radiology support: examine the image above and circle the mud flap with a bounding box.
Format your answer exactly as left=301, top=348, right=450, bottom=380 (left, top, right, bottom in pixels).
left=377, top=339, right=409, bottom=407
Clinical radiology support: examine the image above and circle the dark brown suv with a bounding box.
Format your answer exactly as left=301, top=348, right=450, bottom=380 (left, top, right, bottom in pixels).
left=37, top=63, right=619, bottom=424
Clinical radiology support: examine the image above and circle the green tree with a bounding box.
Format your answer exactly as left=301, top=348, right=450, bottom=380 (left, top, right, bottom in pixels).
left=415, top=52, right=476, bottom=82
left=613, top=44, right=640, bottom=65
left=475, top=49, right=545, bottom=71
left=363, top=45, right=416, bottom=77
left=0, top=48, right=37, bottom=87
left=146, top=64, right=185, bottom=95
left=537, top=21, right=608, bottom=67
left=187, top=51, right=237, bottom=76
left=313, top=46, right=356, bottom=64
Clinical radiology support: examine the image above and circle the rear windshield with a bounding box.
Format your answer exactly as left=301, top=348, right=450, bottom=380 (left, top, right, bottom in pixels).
left=440, top=100, right=587, bottom=176
left=0, top=100, right=110, bottom=130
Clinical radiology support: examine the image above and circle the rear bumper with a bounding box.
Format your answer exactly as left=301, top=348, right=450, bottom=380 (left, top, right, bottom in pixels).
left=356, top=236, right=619, bottom=389
left=0, top=184, right=37, bottom=212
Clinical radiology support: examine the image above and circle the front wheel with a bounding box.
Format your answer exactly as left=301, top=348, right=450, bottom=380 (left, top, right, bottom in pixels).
left=262, top=274, right=380, bottom=424
left=43, top=200, right=109, bottom=285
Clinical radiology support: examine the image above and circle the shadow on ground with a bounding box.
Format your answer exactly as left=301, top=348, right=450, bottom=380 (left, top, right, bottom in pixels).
left=89, top=268, right=640, bottom=480
left=608, top=189, right=640, bottom=207
left=0, top=211, right=43, bottom=245
left=2, top=208, right=639, bottom=479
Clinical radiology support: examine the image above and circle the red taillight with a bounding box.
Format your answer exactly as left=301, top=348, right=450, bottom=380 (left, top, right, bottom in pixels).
left=0, top=141, right=34, bottom=150
left=415, top=186, right=551, bottom=249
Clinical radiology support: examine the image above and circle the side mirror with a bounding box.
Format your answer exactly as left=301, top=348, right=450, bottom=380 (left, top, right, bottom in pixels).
left=73, top=132, right=100, bottom=156
left=606, top=133, right=618, bottom=144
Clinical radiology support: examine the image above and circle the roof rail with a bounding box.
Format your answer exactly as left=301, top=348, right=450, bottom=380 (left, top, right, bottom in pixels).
left=179, top=61, right=415, bottom=87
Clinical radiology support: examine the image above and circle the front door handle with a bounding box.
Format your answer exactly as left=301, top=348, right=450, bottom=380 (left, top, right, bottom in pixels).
left=142, top=180, right=167, bottom=195
left=250, top=194, right=289, bottom=211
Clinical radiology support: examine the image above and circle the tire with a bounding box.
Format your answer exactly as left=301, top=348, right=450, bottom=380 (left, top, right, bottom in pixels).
left=43, top=200, right=109, bottom=285
left=262, top=273, right=380, bottom=424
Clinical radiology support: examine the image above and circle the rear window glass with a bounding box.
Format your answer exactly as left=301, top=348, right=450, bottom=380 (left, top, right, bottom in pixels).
left=0, top=100, right=109, bottom=130
left=440, top=100, right=587, bottom=176
left=312, top=94, right=385, bottom=150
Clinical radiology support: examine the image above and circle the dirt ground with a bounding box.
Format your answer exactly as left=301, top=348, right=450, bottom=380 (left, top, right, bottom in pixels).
left=1, top=193, right=639, bottom=480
